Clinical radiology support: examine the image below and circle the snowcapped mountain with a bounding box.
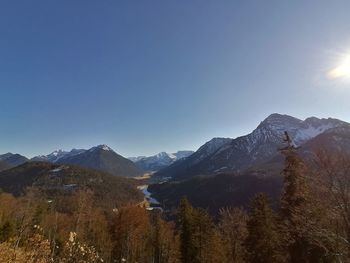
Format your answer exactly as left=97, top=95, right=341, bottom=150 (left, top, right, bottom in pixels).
left=154, top=138, right=232, bottom=179
left=130, top=150, right=194, bottom=171
left=155, top=114, right=349, bottom=180
left=56, top=144, right=143, bottom=177
left=32, top=149, right=85, bottom=163
left=32, top=145, right=143, bottom=177
left=302, top=125, right=350, bottom=157
left=128, top=156, right=147, bottom=162
left=192, top=137, right=233, bottom=164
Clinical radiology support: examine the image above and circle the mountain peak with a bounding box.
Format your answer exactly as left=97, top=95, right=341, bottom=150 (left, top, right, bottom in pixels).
left=262, top=113, right=302, bottom=126
left=50, top=149, right=67, bottom=156
left=130, top=150, right=194, bottom=172
left=92, top=144, right=114, bottom=152
left=201, top=137, right=232, bottom=148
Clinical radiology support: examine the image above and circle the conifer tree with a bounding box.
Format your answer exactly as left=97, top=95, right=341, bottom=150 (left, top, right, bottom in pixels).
left=178, top=197, right=195, bottom=263
left=280, top=132, right=311, bottom=262
left=150, top=212, right=180, bottom=263
left=178, top=197, right=227, bottom=263
left=245, top=193, right=283, bottom=263
left=192, top=208, right=226, bottom=263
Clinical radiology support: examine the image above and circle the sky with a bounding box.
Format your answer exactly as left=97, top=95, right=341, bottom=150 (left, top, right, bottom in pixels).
left=1, top=0, right=350, bottom=158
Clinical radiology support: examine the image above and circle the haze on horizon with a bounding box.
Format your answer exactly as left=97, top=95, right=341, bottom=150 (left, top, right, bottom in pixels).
left=1, top=1, right=350, bottom=158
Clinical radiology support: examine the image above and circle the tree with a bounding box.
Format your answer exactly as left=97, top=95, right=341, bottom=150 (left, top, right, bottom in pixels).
left=219, top=207, right=248, bottom=263
left=280, top=133, right=313, bottom=262
left=111, top=205, right=151, bottom=263
left=191, top=208, right=226, bottom=263
left=177, top=197, right=226, bottom=263
left=245, top=193, right=284, bottom=263
left=312, top=151, right=350, bottom=261
left=150, top=212, right=180, bottom=263
left=178, top=197, right=195, bottom=263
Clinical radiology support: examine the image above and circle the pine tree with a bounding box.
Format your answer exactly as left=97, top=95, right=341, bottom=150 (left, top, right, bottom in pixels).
left=178, top=197, right=195, bottom=263
left=280, top=133, right=311, bottom=262
left=245, top=193, right=284, bottom=263
left=150, top=212, right=180, bottom=263
left=191, top=208, right=226, bottom=263
left=177, top=197, right=227, bottom=263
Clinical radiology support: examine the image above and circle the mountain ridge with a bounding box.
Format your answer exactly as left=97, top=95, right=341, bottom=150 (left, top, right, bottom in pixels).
left=129, top=150, right=194, bottom=171
left=0, top=153, right=28, bottom=170
left=31, top=144, right=144, bottom=177
left=150, top=118, right=350, bottom=214
left=155, top=113, right=349, bottom=180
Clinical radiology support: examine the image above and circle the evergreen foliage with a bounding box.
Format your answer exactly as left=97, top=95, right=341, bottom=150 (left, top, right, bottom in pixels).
left=245, top=193, right=284, bottom=263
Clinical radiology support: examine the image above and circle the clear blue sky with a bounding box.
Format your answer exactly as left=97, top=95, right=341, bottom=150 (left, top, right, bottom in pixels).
left=1, top=1, right=350, bottom=158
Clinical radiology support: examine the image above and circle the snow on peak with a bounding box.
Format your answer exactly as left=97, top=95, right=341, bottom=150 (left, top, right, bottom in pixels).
left=200, top=138, right=232, bottom=152
left=100, top=144, right=113, bottom=151
left=91, top=144, right=114, bottom=152
left=196, top=137, right=232, bottom=161
left=50, top=149, right=67, bottom=157
left=129, top=150, right=194, bottom=171
left=294, top=117, right=345, bottom=144
left=253, top=114, right=346, bottom=146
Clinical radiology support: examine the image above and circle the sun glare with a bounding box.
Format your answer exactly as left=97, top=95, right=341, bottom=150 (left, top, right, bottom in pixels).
left=327, top=53, right=350, bottom=80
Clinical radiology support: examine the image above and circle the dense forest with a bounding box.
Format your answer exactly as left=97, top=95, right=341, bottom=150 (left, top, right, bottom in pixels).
left=0, top=143, right=350, bottom=263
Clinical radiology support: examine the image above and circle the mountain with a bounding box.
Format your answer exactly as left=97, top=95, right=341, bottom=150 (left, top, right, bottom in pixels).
left=128, top=156, right=147, bottom=162
left=0, top=162, right=143, bottom=209
left=56, top=145, right=144, bottom=177
left=31, top=149, right=85, bottom=162
left=0, top=153, right=28, bottom=168
left=302, top=125, right=350, bottom=157
left=0, top=160, right=11, bottom=172
left=173, top=151, right=195, bottom=159
left=155, top=114, right=348, bottom=180
left=150, top=122, right=350, bottom=214
left=130, top=150, right=194, bottom=171
left=154, top=137, right=233, bottom=180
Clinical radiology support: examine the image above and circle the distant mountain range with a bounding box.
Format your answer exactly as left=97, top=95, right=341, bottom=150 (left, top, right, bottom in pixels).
left=31, top=148, right=85, bottom=163
left=155, top=114, right=349, bottom=180
left=0, top=145, right=195, bottom=177
left=32, top=145, right=144, bottom=177
left=129, top=151, right=194, bottom=171
left=150, top=114, right=350, bottom=213
left=0, top=145, right=144, bottom=177
left=0, top=112, right=349, bottom=215
left=1, top=112, right=350, bottom=214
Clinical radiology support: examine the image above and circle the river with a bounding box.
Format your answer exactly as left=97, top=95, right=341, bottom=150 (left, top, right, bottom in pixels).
left=137, top=185, right=163, bottom=211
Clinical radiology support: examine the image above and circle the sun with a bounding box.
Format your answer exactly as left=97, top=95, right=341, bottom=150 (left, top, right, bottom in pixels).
left=327, top=53, right=350, bottom=79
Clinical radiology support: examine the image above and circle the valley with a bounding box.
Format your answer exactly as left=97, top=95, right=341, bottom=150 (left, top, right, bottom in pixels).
left=1, top=113, right=350, bottom=262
